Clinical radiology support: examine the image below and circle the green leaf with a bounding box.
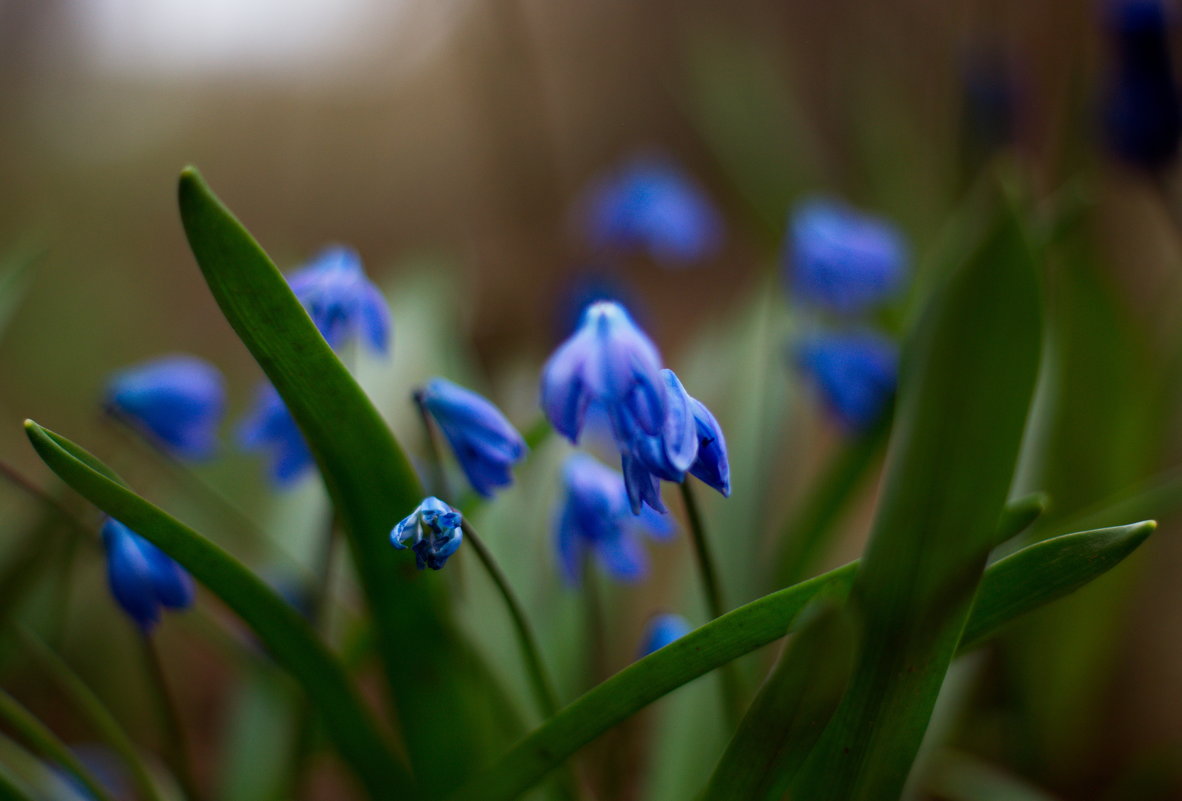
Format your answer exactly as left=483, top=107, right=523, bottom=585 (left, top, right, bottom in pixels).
left=23, top=420, right=409, bottom=800
left=444, top=516, right=1151, bottom=801
left=791, top=178, right=1043, bottom=800
left=700, top=602, right=856, bottom=801
left=177, top=167, right=511, bottom=794
left=992, top=492, right=1048, bottom=548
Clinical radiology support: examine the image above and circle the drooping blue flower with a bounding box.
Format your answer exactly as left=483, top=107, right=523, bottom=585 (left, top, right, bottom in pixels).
left=101, top=518, right=194, bottom=631
left=785, top=199, right=908, bottom=315
left=795, top=331, right=898, bottom=433
left=1103, top=0, right=1182, bottom=170
left=687, top=396, right=731, bottom=497
left=104, top=355, right=225, bottom=460
left=554, top=454, right=673, bottom=585
left=238, top=384, right=315, bottom=486
left=287, top=245, right=391, bottom=353
left=583, top=155, right=723, bottom=266
left=540, top=300, right=666, bottom=450
left=391, top=497, right=463, bottom=570
left=417, top=378, right=527, bottom=498
left=638, top=613, right=692, bottom=657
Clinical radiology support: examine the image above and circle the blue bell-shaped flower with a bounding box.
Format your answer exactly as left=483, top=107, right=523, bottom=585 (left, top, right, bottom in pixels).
left=102, top=518, right=194, bottom=631
left=287, top=245, right=391, bottom=353
left=104, top=355, right=225, bottom=460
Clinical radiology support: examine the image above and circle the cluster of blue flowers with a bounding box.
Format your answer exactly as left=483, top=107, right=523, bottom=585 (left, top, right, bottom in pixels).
left=783, top=198, right=907, bottom=433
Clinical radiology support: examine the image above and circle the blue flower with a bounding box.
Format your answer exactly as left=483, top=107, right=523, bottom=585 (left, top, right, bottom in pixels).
left=101, top=518, right=194, bottom=631
left=238, top=384, right=315, bottom=486
left=638, top=613, right=692, bottom=657
left=583, top=155, right=723, bottom=266
left=540, top=301, right=666, bottom=449
left=417, top=378, right=527, bottom=498
left=785, top=199, right=908, bottom=315
left=795, top=331, right=898, bottom=433
left=391, top=497, right=463, bottom=570
left=554, top=454, right=673, bottom=584
left=104, top=355, right=225, bottom=460
left=687, top=396, right=731, bottom=497
left=287, top=245, right=391, bottom=353
left=1103, top=0, right=1181, bottom=170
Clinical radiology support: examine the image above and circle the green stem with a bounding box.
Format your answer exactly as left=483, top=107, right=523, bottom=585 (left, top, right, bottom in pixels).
left=140, top=635, right=202, bottom=801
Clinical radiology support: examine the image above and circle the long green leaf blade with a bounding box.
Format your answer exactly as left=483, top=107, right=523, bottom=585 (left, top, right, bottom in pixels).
left=23, top=420, right=408, bottom=799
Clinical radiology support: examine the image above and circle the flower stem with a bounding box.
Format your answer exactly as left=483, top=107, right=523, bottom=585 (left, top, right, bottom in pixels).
left=140, top=634, right=202, bottom=801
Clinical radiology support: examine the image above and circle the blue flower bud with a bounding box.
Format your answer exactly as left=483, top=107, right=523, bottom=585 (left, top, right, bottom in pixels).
left=104, top=355, right=225, bottom=460
left=287, top=245, right=391, bottom=353
left=101, top=518, right=193, bottom=631
left=391, top=497, right=463, bottom=570
left=554, top=454, right=673, bottom=585
left=795, top=331, right=898, bottom=433
left=238, top=384, right=315, bottom=487
left=785, top=199, right=909, bottom=315
left=540, top=301, right=666, bottom=450
left=417, top=378, right=527, bottom=497
left=1103, top=0, right=1182, bottom=170
left=638, top=613, right=692, bottom=657
left=687, top=396, right=731, bottom=497
left=583, top=155, right=723, bottom=266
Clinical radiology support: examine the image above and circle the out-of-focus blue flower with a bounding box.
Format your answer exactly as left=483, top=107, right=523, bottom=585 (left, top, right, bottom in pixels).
left=638, top=613, right=692, bottom=657
left=391, top=497, right=463, bottom=570
left=583, top=156, right=723, bottom=266
left=238, top=384, right=315, bottom=486
left=104, top=355, right=225, bottom=460
left=540, top=301, right=666, bottom=449
left=101, top=518, right=194, bottom=631
left=287, top=245, right=391, bottom=353
left=1103, top=0, right=1182, bottom=170
left=418, top=378, right=527, bottom=497
left=785, top=199, right=908, bottom=315
left=554, top=454, right=673, bottom=584
left=796, top=331, right=898, bottom=433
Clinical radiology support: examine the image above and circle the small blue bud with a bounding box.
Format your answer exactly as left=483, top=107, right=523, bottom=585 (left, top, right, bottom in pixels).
left=688, top=396, right=731, bottom=498
left=638, top=613, right=692, bottom=657
left=540, top=301, right=666, bottom=450
left=101, top=518, right=193, bottom=631
left=554, top=454, right=673, bottom=585
left=417, top=378, right=527, bottom=498
left=238, top=384, right=315, bottom=487
left=391, top=497, right=463, bottom=570
left=104, top=355, right=225, bottom=460
left=795, top=331, right=898, bottom=433
left=583, top=155, right=723, bottom=266
left=785, top=199, right=909, bottom=315
left=287, top=245, right=391, bottom=353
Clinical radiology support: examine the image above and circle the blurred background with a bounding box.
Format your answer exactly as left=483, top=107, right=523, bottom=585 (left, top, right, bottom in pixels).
left=2, top=0, right=1182, bottom=799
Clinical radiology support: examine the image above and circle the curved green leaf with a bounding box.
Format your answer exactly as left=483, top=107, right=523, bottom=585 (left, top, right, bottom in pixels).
left=445, top=516, right=1152, bottom=801
left=23, top=420, right=408, bottom=800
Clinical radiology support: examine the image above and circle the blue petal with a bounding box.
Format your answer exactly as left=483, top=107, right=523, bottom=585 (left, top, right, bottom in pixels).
left=796, top=331, right=899, bottom=433
left=688, top=397, right=731, bottom=497
left=105, top=355, right=226, bottom=460
left=639, top=613, right=692, bottom=656
left=238, top=385, right=315, bottom=487
left=555, top=506, right=587, bottom=585
left=540, top=332, right=593, bottom=442
left=622, top=452, right=666, bottom=515
left=143, top=540, right=194, bottom=610
left=102, top=519, right=161, bottom=630
left=593, top=530, right=648, bottom=582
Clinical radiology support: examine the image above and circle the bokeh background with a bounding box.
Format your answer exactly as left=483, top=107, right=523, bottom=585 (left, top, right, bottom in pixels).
left=3, top=1, right=1182, bottom=799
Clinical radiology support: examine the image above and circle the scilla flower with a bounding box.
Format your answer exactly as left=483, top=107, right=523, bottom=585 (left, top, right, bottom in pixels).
left=238, top=384, right=314, bottom=486
left=416, top=378, right=527, bottom=497
left=583, top=155, right=723, bottom=266
left=391, top=497, right=463, bottom=570
left=287, top=245, right=391, bottom=353
left=102, top=518, right=194, bottom=631
left=104, top=355, right=225, bottom=459
left=540, top=300, right=665, bottom=450
left=639, top=613, right=692, bottom=657
left=795, top=331, right=898, bottom=433
left=555, top=454, right=673, bottom=584
left=785, top=199, right=908, bottom=315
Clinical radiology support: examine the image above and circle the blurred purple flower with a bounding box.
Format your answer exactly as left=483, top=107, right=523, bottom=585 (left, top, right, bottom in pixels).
left=104, top=355, right=225, bottom=460
left=288, top=245, right=391, bottom=352
left=102, top=518, right=193, bottom=631
left=238, top=384, right=314, bottom=486
left=795, top=330, right=898, bottom=433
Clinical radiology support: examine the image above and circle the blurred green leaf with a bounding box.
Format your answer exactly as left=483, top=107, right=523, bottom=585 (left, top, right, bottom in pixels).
left=992, top=492, right=1048, bottom=548
left=0, top=764, right=35, bottom=801
left=924, top=750, right=1061, bottom=801
left=701, top=602, right=856, bottom=801
left=23, top=420, right=408, bottom=800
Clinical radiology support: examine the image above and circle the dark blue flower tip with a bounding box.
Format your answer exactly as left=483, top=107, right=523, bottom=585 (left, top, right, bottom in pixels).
left=418, top=378, right=527, bottom=498
left=582, top=155, right=724, bottom=266
left=286, top=245, right=392, bottom=354
left=104, top=355, right=226, bottom=460
left=554, top=454, right=673, bottom=585
left=101, top=518, right=194, bottom=631
left=391, top=497, right=463, bottom=570
left=795, top=331, right=898, bottom=434
left=639, top=613, right=692, bottom=657
left=785, top=199, right=909, bottom=315
left=237, top=384, right=315, bottom=487
left=688, top=396, right=731, bottom=497
left=540, top=300, right=666, bottom=449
